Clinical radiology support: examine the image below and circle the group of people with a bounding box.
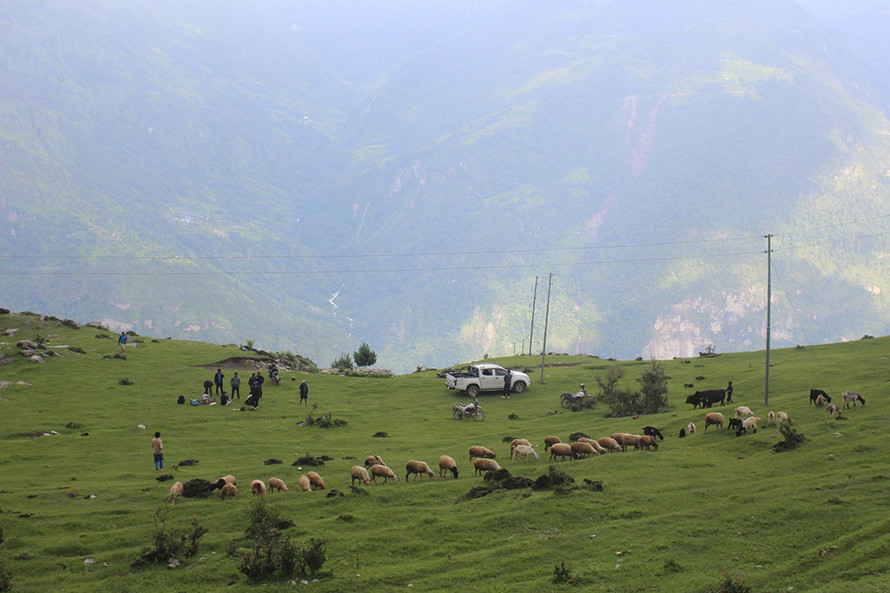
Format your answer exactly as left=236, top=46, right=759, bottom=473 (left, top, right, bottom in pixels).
left=197, top=366, right=309, bottom=409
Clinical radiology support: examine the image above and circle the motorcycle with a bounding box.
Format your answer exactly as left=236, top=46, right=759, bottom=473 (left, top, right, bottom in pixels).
left=560, top=390, right=588, bottom=408
left=453, top=397, right=486, bottom=421
left=269, top=365, right=280, bottom=385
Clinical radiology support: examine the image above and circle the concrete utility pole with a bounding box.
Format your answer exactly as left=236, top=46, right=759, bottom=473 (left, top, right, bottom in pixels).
left=528, top=276, right=538, bottom=355
left=539, top=273, right=552, bottom=385
left=764, top=234, right=772, bottom=407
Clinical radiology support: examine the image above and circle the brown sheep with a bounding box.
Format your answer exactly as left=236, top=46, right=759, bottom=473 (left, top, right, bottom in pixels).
left=468, top=446, right=496, bottom=461
left=549, top=443, right=574, bottom=462
left=370, top=464, right=398, bottom=484
left=597, top=437, right=622, bottom=452
left=636, top=435, right=659, bottom=450
left=350, top=466, right=372, bottom=486
left=306, top=471, right=326, bottom=490
left=618, top=434, right=642, bottom=450
left=570, top=441, right=598, bottom=458
left=438, top=455, right=459, bottom=478
left=704, top=412, right=725, bottom=431
left=473, top=458, right=502, bottom=475
left=298, top=474, right=311, bottom=492
left=169, top=481, right=183, bottom=497
left=364, top=455, right=386, bottom=469
left=510, top=438, right=532, bottom=451
left=543, top=436, right=562, bottom=451
left=268, top=477, right=288, bottom=492
left=405, top=460, right=436, bottom=481
left=250, top=480, right=266, bottom=496
left=219, top=483, right=237, bottom=501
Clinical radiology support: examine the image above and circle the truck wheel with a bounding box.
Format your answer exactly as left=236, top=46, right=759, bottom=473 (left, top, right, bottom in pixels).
left=466, top=384, right=480, bottom=398
left=512, top=381, right=527, bottom=394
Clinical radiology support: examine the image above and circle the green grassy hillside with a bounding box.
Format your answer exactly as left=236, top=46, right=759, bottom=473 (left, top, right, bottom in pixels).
left=0, top=311, right=889, bottom=592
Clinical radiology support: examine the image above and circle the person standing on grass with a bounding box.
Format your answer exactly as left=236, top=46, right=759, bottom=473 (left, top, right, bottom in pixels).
left=118, top=331, right=128, bottom=358
left=502, top=369, right=512, bottom=399
left=214, top=368, right=225, bottom=396
left=299, top=379, right=309, bottom=405
left=203, top=379, right=214, bottom=395
left=151, top=431, right=164, bottom=472
left=726, top=381, right=734, bottom=403
left=230, top=372, right=241, bottom=400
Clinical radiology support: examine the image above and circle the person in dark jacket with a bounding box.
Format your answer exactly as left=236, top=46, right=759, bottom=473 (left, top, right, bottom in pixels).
left=502, top=370, right=512, bottom=399
left=214, top=368, right=225, bottom=396
left=203, top=379, right=213, bottom=395
left=299, top=379, right=309, bottom=405
left=230, top=372, right=241, bottom=400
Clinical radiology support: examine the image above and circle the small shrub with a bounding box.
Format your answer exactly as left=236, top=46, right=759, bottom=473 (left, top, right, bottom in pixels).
left=245, top=338, right=255, bottom=349
left=663, top=558, right=685, bottom=573
left=773, top=424, right=806, bottom=452
left=119, top=377, right=134, bottom=386
left=133, top=508, right=208, bottom=567
left=508, top=413, right=519, bottom=420
left=330, top=352, right=354, bottom=372
left=552, top=561, right=580, bottom=585
left=0, top=559, right=10, bottom=593
left=707, top=570, right=751, bottom=593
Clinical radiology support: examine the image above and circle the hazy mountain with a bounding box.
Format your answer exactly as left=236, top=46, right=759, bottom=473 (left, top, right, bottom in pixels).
left=2, top=0, right=890, bottom=372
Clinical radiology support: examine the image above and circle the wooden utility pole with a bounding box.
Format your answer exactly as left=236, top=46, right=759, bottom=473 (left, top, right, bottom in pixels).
left=528, top=276, right=538, bottom=355
left=764, top=234, right=772, bottom=407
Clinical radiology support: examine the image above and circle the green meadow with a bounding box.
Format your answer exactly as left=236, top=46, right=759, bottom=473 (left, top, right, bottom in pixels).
left=0, top=311, right=889, bottom=592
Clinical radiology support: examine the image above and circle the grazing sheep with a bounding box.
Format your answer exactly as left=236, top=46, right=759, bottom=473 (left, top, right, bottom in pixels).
left=251, top=480, right=266, bottom=496
left=734, top=406, right=755, bottom=419
left=438, top=455, right=459, bottom=478
left=643, top=426, right=665, bottom=441
left=843, top=391, right=866, bottom=408
left=468, top=446, right=496, bottom=461
left=543, top=436, right=562, bottom=451
left=686, top=422, right=696, bottom=435
left=617, top=434, right=642, bottom=451
left=510, top=438, right=532, bottom=451
left=473, top=458, right=502, bottom=475
left=636, top=435, right=659, bottom=450
left=169, top=481, right=183, bottom=497
left=364, top=455, right=386, bottom=469
left=727, top=418, right=743, bottom=431
left=776, top=411, right=791, bottom=429
left=350, top=465, right=372, bottom=486
left=578, top=437, right=607, bottom=454
left=549, top=443, right=574, bottom=462
left=370, top=464, right=398, bottom=484
left=767, top=411, right=776, bottom=426
left=826, top=403, right=842, bottom=418
left=405, top=460, right=436, bottom=481
left=511, top=444, right=540, bottom=461
left=298, top=475, right=311, bottom=492
left=737, top=416, right=760, bottom=435
left=814, top=394, right=826, bottom=408
left=212, top=474, right=237, bottom=490
left=268, top=477, right=289, bottom=493
left=597, top=437, right=622, bottom=452
left=570, top=441, right=598, bottom=458
left=306, top=471, right=326, bottom=490
left=704, top=412, right=725, bottom=431
left=219, top=483, right=237, bottom=501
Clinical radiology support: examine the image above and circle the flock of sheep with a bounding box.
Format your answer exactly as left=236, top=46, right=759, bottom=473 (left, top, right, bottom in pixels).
left=165, top=388, right=868, bottom=501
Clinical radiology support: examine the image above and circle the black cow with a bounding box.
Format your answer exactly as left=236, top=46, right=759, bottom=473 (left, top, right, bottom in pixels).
left=686, top=389, right=726, bottom=409
left=643, top=426, right=664, bottom=441
left=809, top=389, right=831, bottom=405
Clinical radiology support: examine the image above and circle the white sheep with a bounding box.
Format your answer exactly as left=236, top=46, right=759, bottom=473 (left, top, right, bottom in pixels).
left=549, top=443, right=574, bottom=462
left=298, top=474, right=311, bottom=492
left=735, top=406, right=755, bottom=419
left=268, top=477, right=288, bottom=493
left=776, top=411, right=790, bottom=429
left=169, top=481, right=183, bottom=498
left=767, top=411, right=776, bottom=426
left=704, top=412, right=725, bottom=431
left=438, top=455, right=459, bottom=478
left=740, top=416, right=760, bottom=433
left=543, top=436, right=561, bottom=451
left=468, top=446, right=496, bottom=461
left=250, top=480, right=266, bottom=496
left=686, top=422, right=696, bottom=435
left=473, top=458, right=502, bottom=475
left=219, top=483, right=237, bottom=501
left=350, top=465, right=372, bottom=486
left=405, top=460, right=436, bottom=481
left=597, top=437, right=622, bottom=452
left=511, top=444, right=539, bottom=461
left=370, top=464, right=398, bottom=484
left=307, top=471, right=326, bottom=490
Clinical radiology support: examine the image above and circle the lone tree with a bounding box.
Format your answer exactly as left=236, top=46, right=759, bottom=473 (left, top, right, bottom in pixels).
left=353, top=343, right=377, bottom=369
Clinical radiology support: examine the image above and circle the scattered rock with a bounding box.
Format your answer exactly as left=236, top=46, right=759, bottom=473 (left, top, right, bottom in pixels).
left=263, top=458, right=283, bottom=465
left=83, top=558, right=95, bottom=566
left=28, top=355, right=45, bottom=363
left=177, top=459, right=198, bottom=466
left=373, top=431, right=389, bottom=438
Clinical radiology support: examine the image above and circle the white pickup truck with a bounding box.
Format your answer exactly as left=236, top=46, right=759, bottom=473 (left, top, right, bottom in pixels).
left=445, top=363, right=530, bottom=397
